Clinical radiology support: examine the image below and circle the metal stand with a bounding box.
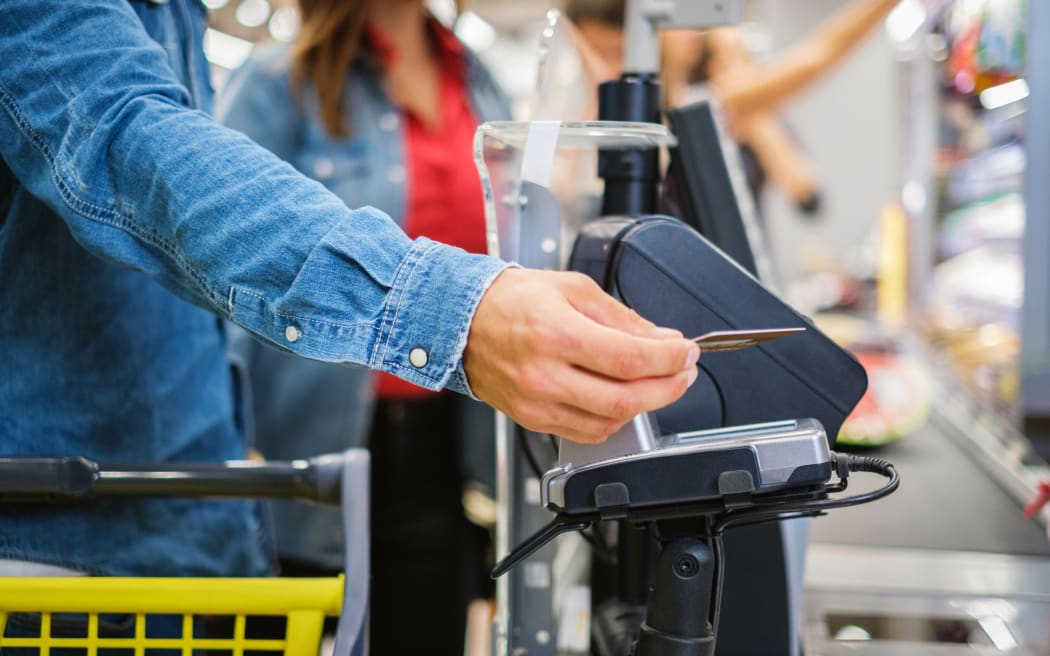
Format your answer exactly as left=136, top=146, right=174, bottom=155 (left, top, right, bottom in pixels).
left=590, top=69, right=665, bottom=656
left=589, top=6, right=729, bottom=651
left=597, top=74, right=663, bottom=216
left=635, top=525, right=717, bottom=656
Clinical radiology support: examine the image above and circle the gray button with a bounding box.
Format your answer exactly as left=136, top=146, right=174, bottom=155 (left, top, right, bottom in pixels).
left=386, top=164, right=406, bottom=184
left=313, top=158, right=335, bottom=180
left=409, top=347, right=429, bottom=368
left=284, top=325, right=301, bottom=343
left=379, top=112, right=400, bottom=132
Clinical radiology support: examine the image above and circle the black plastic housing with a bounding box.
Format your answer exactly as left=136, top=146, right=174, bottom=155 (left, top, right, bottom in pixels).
left=569, top=215, right=867, bottom=442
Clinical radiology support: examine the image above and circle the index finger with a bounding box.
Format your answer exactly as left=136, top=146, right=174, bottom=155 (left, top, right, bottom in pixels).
left=566, top=275, right=684, bottom=340
left=565, top=314, right=700, bottom=381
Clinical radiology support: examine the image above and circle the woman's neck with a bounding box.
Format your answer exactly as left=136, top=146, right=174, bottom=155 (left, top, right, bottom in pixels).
left=369, top=0, right=443, bottom=128
left=370, top=1, right=429, bottom=63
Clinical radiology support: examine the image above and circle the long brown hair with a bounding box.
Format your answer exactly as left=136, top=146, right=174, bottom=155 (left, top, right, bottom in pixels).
left=291, top=0, right=465, bottom=138
left=291, top=0, right=370, bottom=138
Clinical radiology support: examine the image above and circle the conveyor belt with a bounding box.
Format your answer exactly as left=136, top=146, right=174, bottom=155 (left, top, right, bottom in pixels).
left=810, top=411, right=1050, bottom=556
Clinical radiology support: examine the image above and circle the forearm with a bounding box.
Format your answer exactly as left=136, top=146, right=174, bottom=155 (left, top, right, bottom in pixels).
left=0, top=0, right=507, bottom=393
left=717, top=0, right=898, bottom=118
left=813, top=0, right=900, bottom=61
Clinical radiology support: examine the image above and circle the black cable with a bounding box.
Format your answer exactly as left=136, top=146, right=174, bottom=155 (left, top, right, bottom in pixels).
left=711, top=530, right=725, bottom=635
left=712, top=453, right=898, bottom=533
left=835, top=453, right=896, bottom=477
left=707, top=453, right=898, bottom=632
left=708, top=511, right=821, bottom=635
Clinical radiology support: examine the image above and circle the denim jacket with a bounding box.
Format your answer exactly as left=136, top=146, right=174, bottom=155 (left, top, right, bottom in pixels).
left=0, top=0, right=508, bottom=576
left=216, top=36, right=511, bottom=569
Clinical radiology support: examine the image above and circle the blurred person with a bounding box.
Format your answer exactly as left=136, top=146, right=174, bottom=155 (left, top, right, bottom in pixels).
left=663, top=0, right=900, bottom=214
left=664, top=27, right=819, bottom=214
left=216, top=1, right=514, bottom=653
left=567, top=0, right=899, bottom=215
left=565, top=0, right=625, bottom=83
left=0, top=0, right=699, bottom=619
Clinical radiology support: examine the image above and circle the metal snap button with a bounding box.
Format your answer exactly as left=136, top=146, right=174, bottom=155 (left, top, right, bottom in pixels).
left=409, top=347, right=429, bottom=368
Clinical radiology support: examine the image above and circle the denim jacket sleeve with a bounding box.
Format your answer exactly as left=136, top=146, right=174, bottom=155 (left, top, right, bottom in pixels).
left=0, top=0, right=509, bottom=395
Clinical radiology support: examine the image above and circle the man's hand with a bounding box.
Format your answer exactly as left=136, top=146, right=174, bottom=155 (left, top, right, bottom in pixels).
left=463, top=268, right=701, bottom=444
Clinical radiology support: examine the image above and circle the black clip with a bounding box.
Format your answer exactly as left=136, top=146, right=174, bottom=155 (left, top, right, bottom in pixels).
left=717, top=470, right=755, bottom=510
left=594, top=482, right=631, bottom=520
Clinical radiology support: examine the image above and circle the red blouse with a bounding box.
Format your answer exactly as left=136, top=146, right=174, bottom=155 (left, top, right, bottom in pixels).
left=370, top=23, right=489, bottom=400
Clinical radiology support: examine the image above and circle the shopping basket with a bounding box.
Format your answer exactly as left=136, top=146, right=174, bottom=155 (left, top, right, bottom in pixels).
left=0, top=450, right=370, bottom=656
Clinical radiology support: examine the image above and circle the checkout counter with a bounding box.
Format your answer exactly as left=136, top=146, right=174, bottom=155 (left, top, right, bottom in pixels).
left=478, top=2, right=1050, bottom=653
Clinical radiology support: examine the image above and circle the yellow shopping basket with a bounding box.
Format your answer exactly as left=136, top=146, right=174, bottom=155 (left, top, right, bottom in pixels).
left=0, top=451, right=370, bottom=656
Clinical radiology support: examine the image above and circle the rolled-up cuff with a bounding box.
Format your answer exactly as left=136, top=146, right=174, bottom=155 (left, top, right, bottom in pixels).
left=370, top=237, right=513, bottom=397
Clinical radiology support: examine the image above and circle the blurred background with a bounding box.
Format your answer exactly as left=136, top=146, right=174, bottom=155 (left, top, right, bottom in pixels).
left=203, top=0, right=898, bottom=286
left=203, top=0, right=1030, bottom=434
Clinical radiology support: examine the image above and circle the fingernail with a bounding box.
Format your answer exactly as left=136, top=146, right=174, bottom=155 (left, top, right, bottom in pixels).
left=683, top=344, right=701, bottom=369
left=652, top=326, right=683, bottom=338
left=686, top=365, right=699, bottom=387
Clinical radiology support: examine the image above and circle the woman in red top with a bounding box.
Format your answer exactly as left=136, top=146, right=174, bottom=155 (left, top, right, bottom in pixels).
left=220, top=1, right=511, bottom=653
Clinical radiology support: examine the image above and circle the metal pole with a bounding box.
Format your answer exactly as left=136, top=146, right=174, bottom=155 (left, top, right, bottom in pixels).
left=623, top=0, right=661, bottom=75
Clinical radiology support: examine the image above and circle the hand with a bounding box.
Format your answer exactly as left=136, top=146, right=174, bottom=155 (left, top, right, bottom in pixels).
left=463, top=268, right=701, bottom=444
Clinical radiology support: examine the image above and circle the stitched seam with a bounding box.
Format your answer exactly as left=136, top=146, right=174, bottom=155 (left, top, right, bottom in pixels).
left=369, top=239, right=428, bottom=368
left=376, top=243, right=420, bottom=356
left=0, top=83, right=224, bottom=309
left=383, top=362, right=441, bottom=386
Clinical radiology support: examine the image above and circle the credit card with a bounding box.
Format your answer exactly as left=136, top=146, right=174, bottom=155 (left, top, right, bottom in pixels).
left=692, top=327, right=806, bottom=353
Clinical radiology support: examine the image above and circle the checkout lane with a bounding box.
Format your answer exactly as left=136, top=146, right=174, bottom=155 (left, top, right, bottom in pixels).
left=811, top=414, right=1050, bottom=555
left=803, top=384, right=1050, bottom=653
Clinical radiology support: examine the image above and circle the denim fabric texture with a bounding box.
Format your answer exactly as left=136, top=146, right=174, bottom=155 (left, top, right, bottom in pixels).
left=217, top=36, right=512, bottom=569
left=0, top=0, right=509, bottom=576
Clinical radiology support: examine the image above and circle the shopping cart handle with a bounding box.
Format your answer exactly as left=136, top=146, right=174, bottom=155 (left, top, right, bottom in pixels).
left=0, top=457, right=98, bottom=500
left=307, top=452, right=349, bottom=505
left=0, top=455, right=352, bottom=504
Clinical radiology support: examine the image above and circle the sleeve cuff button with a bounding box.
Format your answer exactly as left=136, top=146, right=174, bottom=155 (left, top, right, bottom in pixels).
left=284, top=325, right=301, bottom=343
left=409, top=347, right=429, bottom=368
